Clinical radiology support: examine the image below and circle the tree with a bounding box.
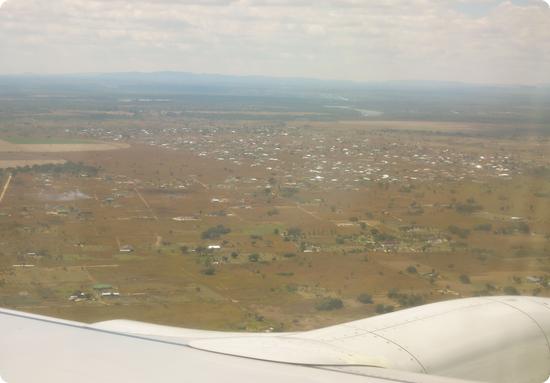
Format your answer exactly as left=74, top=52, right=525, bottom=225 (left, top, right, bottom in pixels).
left=357, top=293, right=373, bottom=304
left=375, top=304, right=394, bottom=314
left=201, top=266, right=216, bottom=276
left=474, top=223, right=492, bottom=232
left=287, top=227, right=302, bottom=239
left=448, top=225, right=470, bottom=239
left=315, top=298, right=343, bottom=311
left=201, top=225, right=231, bottom=240
left=503, top=286, right=520, bottom=296
left=459, top=274, right=471, bottom=284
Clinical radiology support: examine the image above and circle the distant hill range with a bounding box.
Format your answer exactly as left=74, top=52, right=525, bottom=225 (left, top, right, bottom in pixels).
left=0, top=72, right=549, bottom=126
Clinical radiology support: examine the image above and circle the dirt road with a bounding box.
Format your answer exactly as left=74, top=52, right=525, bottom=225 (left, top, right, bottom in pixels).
left=0, top=173, right=13, bottom=204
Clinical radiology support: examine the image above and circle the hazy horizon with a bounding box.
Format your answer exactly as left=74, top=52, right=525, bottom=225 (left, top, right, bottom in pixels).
left=0, top=0, right=549, bottom=85
left=2, top=71, right=550, bottom=88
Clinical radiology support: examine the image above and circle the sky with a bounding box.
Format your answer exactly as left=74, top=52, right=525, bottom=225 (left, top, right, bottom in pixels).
left=0, top=0, right=549, bottom=84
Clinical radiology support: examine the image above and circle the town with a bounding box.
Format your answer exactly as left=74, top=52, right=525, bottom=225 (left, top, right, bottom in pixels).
left=0, top=91, right=549, bottom=331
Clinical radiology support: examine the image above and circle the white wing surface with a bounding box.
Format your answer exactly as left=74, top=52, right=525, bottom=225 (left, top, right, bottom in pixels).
left=2, top=296, right=549, bottom=383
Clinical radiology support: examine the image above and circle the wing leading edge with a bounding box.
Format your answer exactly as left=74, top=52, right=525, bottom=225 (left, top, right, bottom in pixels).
left=0, top=307, right=474, bottom=383
left=2, top=296, right=549, bottom=383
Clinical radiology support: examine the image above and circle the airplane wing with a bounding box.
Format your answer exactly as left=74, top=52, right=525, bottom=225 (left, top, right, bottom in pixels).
left=1, top=296, right=549, bottom=383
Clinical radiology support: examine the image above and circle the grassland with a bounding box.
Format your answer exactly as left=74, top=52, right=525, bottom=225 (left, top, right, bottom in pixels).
left=0, top=138, right=548, bottom=331
left=0, top=93, right=549, bottom=332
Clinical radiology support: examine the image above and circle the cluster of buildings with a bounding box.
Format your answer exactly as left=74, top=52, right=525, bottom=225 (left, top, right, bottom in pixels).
left=79, top=124, right=524, bottom=192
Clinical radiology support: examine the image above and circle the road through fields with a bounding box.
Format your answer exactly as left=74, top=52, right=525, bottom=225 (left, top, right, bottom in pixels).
left=0, top=173, right=13, bottom=205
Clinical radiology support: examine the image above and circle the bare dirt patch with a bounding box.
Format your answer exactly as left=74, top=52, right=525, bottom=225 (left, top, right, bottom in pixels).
left=0, top=139, right=129, bottom=153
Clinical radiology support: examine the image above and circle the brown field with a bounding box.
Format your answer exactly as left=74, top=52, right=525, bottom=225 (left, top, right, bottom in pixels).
left=0, top=139, right=129, bottom=153
left=0, top=118, right=549, bottom=332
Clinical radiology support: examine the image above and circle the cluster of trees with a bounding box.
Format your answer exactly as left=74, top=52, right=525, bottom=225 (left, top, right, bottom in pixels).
left=376, top=304, right=395, bottom=314
left=370, top=228, right=397, bottom=243
left=496, top=222, right=530, bottom=235
left=357, top=293, right=373, bottom=304
left=388, top=289, right=425, bottom=307
left=201, top=225, right=231, bottom=239
left=474, top=223, right=492, bottom=232
left=280, top=187, right=299, bottom=198
left=459, top=274, right=471, bottom=284
left=454, top=199, right=483, bottom=214
left=285, top=227, right=302, bottom=241
left=201, top=266, right=216, bottom=276
left=448, top=225, right=470, bottom=239
left=315, top=297, right=343, bottom=311
left=503, top=286, right=520, bottom=295
left=4, top=161, right=99, bottom=176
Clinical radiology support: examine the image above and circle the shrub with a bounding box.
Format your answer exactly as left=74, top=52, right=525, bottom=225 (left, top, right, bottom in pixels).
left=448, top=225, right=470, bottom=239
left=406, top=266, right=418, bottom=274
left=248, top=253, right=260, bottom=262
left=372, top=231, right=396, bottom=242
left=277, top=272, right=294, bottom=277
left=201, top=225, right=231, bottom=240
left=281, top=187, right=299, bottom=198
left=455, top=202, right=483, bottom=214
left=375, top=304, right=395, bottom=314
left=387, top=289, right=425, bottom=307
left=514, top=222, right=530, bottom=234
left=459, top=274, right=471, bottom=284
left=201, top=266, right=216, bottom=276
left=357, top=293, right=373, bottom=304
left=287, top=227, right=302, bottom=238
left=503, top=286, right=520, bottom=296
left=267, top=208, right=279, bottom=216
left=315, top=298, right=343, bottom=311
left=286, top=284, right=298, bottom=293
left=474, top=223, right=493, bottom=232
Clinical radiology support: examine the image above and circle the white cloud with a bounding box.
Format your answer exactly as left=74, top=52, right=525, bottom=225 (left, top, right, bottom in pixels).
left=0, top=0, right=549, bottom=84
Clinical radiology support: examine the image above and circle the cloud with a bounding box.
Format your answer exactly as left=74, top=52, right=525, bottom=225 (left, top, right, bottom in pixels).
left=0, top=0, right=549, bottom=84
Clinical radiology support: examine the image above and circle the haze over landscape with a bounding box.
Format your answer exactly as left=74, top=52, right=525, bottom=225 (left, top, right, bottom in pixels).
left=2, top=2, right=550, bottom=383
left=1, top=0, right=550, bottom=84
left=0, top=0, right=550, bottom=340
